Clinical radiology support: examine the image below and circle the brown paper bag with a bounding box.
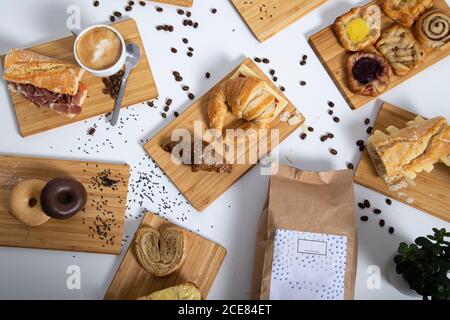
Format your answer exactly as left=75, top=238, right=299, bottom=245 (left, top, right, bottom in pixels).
left=251, top=164, right=357, bottom=300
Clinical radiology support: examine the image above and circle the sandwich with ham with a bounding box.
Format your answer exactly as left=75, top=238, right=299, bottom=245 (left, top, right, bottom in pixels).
left=3, top=48, right=88, bottom=118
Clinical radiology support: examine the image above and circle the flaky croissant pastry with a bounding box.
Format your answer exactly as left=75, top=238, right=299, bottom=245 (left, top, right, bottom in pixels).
left=207, top=75, right=285, bottom=134
left=135, top=226, right=187, bottom=277
left=367, top=116, right=450, bottom=190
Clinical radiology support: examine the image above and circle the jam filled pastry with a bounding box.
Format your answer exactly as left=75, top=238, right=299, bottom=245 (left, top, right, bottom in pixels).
left=367, top=116, right=450, bottom=191
left=382, top=0, right=434, bottom=28
left=137, top=283, right=202, bottom=300
left=415, top=9, right=450, bottom=49
left=376, top=24, right=426, bottom=76
left=333, top=5, right=381, bottom=51
left=346, top=52, right=390, bottom=96
left=135, top=226, right=187, bottom=277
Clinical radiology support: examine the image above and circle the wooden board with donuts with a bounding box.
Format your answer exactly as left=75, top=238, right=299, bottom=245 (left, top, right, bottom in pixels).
left=0, top=155, right=130, bottom=254
left=105, top=212, right=227, bottom=300
left=355, top=102, right=450, bottom=222
left=309, top=0, right=450, bottom=109
left=144, top=57, right=304, bottom=212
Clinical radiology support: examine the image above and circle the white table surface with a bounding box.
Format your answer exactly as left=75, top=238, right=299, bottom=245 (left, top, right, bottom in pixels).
left=0, top=0, right=448, bottom=300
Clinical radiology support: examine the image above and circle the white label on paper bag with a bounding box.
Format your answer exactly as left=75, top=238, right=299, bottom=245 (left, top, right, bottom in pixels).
left=269, top=229, right=347, bottom=300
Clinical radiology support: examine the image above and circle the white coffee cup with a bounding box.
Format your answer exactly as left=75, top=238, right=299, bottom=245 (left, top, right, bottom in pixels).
left=73, top=24, right=126, bottom=78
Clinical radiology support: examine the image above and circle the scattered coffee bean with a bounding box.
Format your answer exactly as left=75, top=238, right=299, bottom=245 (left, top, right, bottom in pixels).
left=170, top=47, right=177, bottom=53
left=328, top=101, right=335, bottom=108
left=299, top=81, right=306, bottom=86
left=300, top=60, right=306, bottom=66
left=161, top=112, right=167, bottom=118
left=307, top=126, right=314, bottom=132
left=147, top=101, right=154, bottom=107
left=129, top=1, right=134, bottom=5
left=125, top=5, right=132, bottom=12
left=139, top=1, right=145, bottom=6
left=364, top=118, right=370, bottom=125
left=389, top=227, right=395, bottom=234
left=379, top=219, right=385, bottom=227
left=347, top=163, right=354, bottom=170
left=188, top=47, right=194, bottom=52
left=373, top=208, right=381, bottom=214
left=211, top=8, right=217, bottom=14
left=333, top=116, right=340, bottom=123
left=280, top=86, right=285, bottom=92
left=156, top=6, right=163, bottom=12
left=113, top=11, right=122, bottom=17
left=356, top=140, right=364, bottom=146
left=163, top=106, right=169, bottom=112
left=300, top=133, right=307, bottom=140
left=327, top=133, right=334, bottom=139
left=93, top=0, right=99, bottom=7
left=174, top=111, right=179, bottom=117
left=187, top=52, right=193, bottom=57
left=188, top=93, right=195, bottom=100
left=320, top=136, right=328, bottom=142
left=364, top=199, right=371, bottom=208
left=386, top=198, right=392, bottom=205
left=177, top=9, right=185, bottom=15
left=302, top=54, right=308, bottom=60
left=193, top=22, right=199, bottom=28
left=367, top=126, right=373, bottom=134
left=182, top=38, right=189, bottom=44
left=358, top=202, right=365, bottom=209
left=359, top=145, right=366, bottom=152
left=110, top=16, right=116, bottom=22
left=182, top=85, right=189, bottom=91
left=329, top=148, right=338, bottom=155
left=269, top=69, right=275, bottom=76
left=175, top=76, right=183, bottom=82
left=173, top=71, right=180, bottom=77
left=169, top=25, right=174, bottom=32
left=273, top=76, right=278, bottom=82
left=205, top=72, right=210, bottom=79
left=254, top=57, right=262, bottom=63
left=328, top=109, right=333, bottom=115
left=360, top=216, right=369, bottom=222
left=166, top=99, right=172, bottom=106
left=87, top=127, right=96, bottom=135
left=186, top=11, right=191, bottom=17
left=262, top=58, right=270, bottom=64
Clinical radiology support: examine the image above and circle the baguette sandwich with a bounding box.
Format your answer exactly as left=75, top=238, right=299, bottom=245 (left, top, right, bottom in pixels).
left=3, top=48, right=88, bottom=118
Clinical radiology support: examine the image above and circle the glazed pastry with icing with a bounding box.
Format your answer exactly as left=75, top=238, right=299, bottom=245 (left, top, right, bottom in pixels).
left=367, top=116, right=450, bottom=191
left=382, top=0, right=434, bottom=27
left=137, top=282, right=202, bottom=300
left=334, top=5, right=381, bottom=51
left=415, top=9, right=450, bottom=49
left=346, top=52, right=390, bottom=96
left=376, top=24, right=426, bottom=76
left=135, top=226, right=187, bottom=277
left=9, top=179, right=50, bottom=226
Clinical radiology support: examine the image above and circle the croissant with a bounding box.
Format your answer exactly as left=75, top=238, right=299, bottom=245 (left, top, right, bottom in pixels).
left=135, top=226, right=187, bottom=277
left=207, top=76, right=280, bottom=133
left=367, top=116, right=450, bottom=190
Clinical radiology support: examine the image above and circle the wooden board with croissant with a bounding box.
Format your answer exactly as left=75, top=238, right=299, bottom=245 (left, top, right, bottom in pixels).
left=144, top=58, right=304, bottom=212
left=354, top=102, right=450, bottom=222
left=309, top=0, right=450, bottom=110
left=1, top=19, right=158, bottom=137
left=104, top=212, right=227, bottom=300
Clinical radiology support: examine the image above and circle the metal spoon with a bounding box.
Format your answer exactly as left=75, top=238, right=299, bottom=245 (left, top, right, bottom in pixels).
left=110, top=43, right=141, bottom=126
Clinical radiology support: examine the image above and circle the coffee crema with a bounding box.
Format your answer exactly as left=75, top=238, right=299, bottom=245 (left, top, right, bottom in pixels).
left=76, top=27, right=122, bottom=70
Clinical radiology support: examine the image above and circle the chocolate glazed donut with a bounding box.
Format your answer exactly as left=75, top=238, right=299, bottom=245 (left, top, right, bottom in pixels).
left=40, top=178, right=87, bottom=219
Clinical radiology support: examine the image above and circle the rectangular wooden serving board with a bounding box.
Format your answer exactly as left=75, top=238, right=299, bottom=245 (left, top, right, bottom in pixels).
left=0, top=155, right=130, bottom=254
left=105, top=212, right=227, bottom=300
left=231, top=0, right=327, bottom=42
left=150, top=0, right=193, bottom=7
left=354, top=102, right=450, bottom=222
left=1, top=18, right=158, bottom=137
left=144, top=57, right=304, bottom=212
left=309, top=0, right=450, bottom=110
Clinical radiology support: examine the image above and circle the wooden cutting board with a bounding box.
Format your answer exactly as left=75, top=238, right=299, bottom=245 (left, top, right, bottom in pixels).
left=354, top=102, right=450, bottom=222
left=105, top=212, right=227, bottom=299
left=144, top=57, right=304, bottom=212
left=1, top=18, right=158, bottom=137
left=309, top=0, right=450, bottom=110
left=231, top=0, right=327, bottom=42
left=150, top=0, right=193, bottom=7
left=0, top=155, right=130, bottom=254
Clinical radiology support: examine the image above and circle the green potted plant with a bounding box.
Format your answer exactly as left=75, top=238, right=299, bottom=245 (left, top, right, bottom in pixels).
left=389, top=228, right=450, bottom=300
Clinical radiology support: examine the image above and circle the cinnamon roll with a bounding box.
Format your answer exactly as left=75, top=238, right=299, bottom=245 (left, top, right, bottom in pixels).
left=415, top=10, right=450, bottom=49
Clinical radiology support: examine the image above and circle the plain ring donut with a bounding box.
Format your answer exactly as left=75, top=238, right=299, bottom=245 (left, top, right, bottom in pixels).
left=9, top=179, right=50, bottom=226
left=40, top=177, right=87, bottom=220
